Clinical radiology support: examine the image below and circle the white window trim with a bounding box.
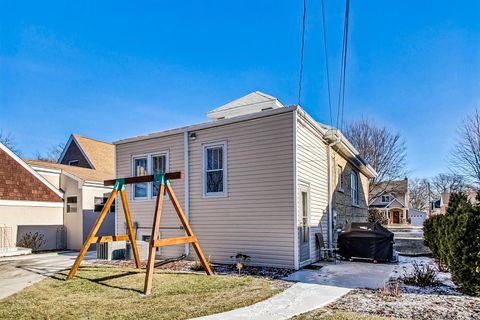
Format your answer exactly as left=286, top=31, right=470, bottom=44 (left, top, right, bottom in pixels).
left=381, top=194, right=391, bottom=203
left=131, top=151, right=169, bottom=201
left=337, top=165, right=344, bottom=192
left=66, top=196, right=78, bottom=214
left=68, top=160, right=79, bottom=166
left=151, top=151, right=170, bottom=199
left=351, top=171, right=359, bottom=206
left=202, top=141, right=228, bottom=198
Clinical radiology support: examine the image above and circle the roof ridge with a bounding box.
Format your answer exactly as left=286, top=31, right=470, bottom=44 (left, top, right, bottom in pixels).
left=72, top=133, right=112, bottom=145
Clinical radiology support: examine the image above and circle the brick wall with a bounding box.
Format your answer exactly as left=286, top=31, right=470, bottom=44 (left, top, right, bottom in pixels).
left=0, top=148, right=62, bottom=202
left=59, top=141, right=92, bottom=168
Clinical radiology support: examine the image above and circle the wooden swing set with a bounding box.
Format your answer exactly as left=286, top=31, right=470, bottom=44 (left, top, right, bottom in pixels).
left=65, top=171, right=213, bottom=295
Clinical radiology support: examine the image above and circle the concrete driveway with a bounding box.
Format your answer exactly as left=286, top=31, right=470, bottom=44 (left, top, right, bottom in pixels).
left=0, top=251, right=95, bottom=300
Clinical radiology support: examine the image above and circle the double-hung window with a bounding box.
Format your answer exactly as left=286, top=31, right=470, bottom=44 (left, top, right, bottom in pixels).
left=381, top=195, right=390, bottom=203
left=337, top=165, right=343, bottom=191
left=203, top=142, right=227, bottom=197
left=151, top=154, right=167, bottom=197
left=351, top=171, right=359, bottom=206
left=133, top=156, right=148, bottom=199
left=132, top=152, right=168, bottom=200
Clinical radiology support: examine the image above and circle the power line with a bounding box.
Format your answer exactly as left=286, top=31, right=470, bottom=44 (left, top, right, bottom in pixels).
left=320, top=0, right=333, bottom=127
left=297, top=0, right=307, bottom=106
left=336, top=0, right=350, bottom=132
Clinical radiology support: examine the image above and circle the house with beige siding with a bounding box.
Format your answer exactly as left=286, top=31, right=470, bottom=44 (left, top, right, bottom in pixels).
left=25, top=134, right=115, bottom=250
left=115, top=92, right=376, bottom=269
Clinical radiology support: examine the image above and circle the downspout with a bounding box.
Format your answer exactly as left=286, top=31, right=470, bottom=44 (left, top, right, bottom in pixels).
left=183, top=130, right=190, bottom=256
left=327, top=133, right=341, bottom=249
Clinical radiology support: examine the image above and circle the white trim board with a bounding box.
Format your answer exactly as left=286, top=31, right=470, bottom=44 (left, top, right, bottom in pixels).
left=0, top=142, right=64, bottom=199
left=0, top=200, right=63, bottom=207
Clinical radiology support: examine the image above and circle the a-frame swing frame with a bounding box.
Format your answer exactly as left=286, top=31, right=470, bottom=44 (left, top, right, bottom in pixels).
left=65, top=171, right=212, bottom=296
left=143, top=173, right=213, bottom=295
left=66, top=178, right=141, bottom=280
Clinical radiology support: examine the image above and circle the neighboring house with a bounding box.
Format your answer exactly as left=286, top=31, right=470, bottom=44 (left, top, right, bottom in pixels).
left=25, top=134, right=116, bottom=250
left=430, top=191, right=478, bottom=216
left=370, top=179, right=411, bottom=225
left=114, top=91, right=376, bottom=269
left=0, top=142, right=64, bottom=250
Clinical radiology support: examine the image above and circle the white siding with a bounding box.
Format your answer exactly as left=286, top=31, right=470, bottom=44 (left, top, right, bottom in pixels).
left=296, top=113, right=329, bottom=262
left=116, top=111, right=295, bottom=267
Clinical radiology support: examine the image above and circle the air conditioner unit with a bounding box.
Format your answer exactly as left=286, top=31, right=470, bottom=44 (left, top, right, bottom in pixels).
left=96, top=241, right=126, bottom=260
left=126, top=241, right=150, bottom=261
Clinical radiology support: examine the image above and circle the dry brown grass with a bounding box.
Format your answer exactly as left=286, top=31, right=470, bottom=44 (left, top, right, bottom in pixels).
left=0, top=266, right=283, bottom=320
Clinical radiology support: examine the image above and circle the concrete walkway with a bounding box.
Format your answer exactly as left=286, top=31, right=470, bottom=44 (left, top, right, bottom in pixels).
left=193, top=282, right=351, bottom=320
left=0, top=251, right=95, bottom=300
left=194, top=261, right=395, bottom=320
left=284, top=261, right=395, bottom=289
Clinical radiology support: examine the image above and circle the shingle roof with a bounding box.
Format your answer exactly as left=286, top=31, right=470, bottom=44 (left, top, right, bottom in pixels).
left=70, top=134, right=115, bottom=178
left=25, top=159, right=113, bottom=183
left=371, top=179, right=408, bottom=196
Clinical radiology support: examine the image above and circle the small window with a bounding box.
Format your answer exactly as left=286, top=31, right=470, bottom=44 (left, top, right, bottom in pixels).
left=94, top=193, right=115, bottom=213
left=381, top=195, right=390, bottom=203
left=133, top=156, right=148, bottom=199
left=337, top=165, right=343, bottom=191
left=66, top=196, right=77, bottom=213
left=68, top=160, right=79, bottom=166
left=351, top=172, right=359, bottom=205
left=203, top=142, right=227, bottom=197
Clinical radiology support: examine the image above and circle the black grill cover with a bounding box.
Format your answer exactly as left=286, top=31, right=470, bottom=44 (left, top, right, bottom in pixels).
left=337, top=222, right=394, bottom=261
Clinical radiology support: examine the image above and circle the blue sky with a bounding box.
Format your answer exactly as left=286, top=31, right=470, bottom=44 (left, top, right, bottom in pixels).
left=1, top=1, right=479, bottom=178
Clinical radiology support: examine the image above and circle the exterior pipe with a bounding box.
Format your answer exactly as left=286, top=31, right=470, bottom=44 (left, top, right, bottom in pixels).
left=183, top=130, right=190, bottom=256
left=327, top=132, right=341, bottom=250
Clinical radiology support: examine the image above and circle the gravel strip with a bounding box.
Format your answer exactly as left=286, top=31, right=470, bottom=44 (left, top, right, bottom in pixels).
left=328, top=288, right=480, bottom=320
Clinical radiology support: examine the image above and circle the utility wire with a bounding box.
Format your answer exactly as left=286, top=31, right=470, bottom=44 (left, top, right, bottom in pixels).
left=297, top=0, right=307, bottom=106
left=336, top=0, right=350, bottom=132
left=320, top=0, right=333, bottom=128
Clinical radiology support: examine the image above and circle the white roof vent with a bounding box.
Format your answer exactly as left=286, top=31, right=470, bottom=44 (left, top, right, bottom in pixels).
left=207, top=91, right=284, bottom=121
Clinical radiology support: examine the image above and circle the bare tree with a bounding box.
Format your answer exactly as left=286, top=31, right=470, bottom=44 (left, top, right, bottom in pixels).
left=35, top=143, right=65, bottom=163
left=430, top=173, right=470, bottom=196
left=0, top=130, right=20, bottom=155
left=451, top=109, right=480, bottom=187
left=344, top=118, right=407, bottom=194
left=408, top=178, right=430, bottom=211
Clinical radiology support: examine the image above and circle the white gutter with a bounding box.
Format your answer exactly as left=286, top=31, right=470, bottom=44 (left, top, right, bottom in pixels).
left=183, top=130, right=190, bottom=256
left=327, top=131, right=341, bottom=250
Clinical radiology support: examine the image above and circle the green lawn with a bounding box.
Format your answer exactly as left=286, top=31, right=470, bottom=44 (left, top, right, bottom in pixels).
left=292, top=309, right=404, bottom=320
left=0, top=266, right=284, bottom=320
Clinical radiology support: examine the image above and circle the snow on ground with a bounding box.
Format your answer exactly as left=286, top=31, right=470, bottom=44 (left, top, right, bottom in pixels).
left=327, top=256, right=480, bottom=320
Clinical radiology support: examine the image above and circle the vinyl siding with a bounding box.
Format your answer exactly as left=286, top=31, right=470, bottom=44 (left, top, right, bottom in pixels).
left=296, top=113, right=329, bottom=263
left=116, top=111, right=295, bottom=268
left=116, top=133, right=185, bottom=257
